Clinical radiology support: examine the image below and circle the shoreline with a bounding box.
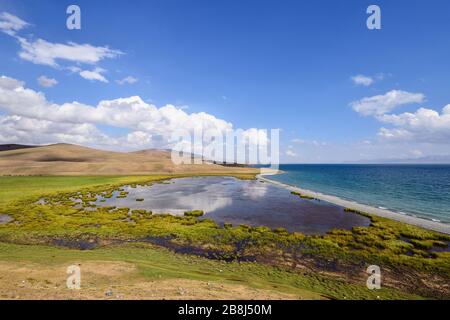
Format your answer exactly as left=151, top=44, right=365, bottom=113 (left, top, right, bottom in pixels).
left=257, top=173, right=450, bottom=235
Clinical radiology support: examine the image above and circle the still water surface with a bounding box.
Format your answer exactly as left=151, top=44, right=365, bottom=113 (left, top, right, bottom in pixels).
left=94, top=177, right=370, bottom=234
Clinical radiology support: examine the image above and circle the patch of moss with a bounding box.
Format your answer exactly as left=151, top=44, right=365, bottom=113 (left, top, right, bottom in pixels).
left=291, top=191, right=317, bottom=200
left=273, top=227, right=288, bottom=234
left=131, top=209, right=152, bottom=216
left=184, top=210, right=204, bottom=217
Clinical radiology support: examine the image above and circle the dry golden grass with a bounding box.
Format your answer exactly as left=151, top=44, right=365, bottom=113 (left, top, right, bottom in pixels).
left=0, top=143, right=258, bottom=176
left=0, top=260, right=301, bottom=300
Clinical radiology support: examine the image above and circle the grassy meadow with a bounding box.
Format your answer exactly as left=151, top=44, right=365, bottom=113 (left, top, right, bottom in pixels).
left=0, top=175, right=449, bottom=299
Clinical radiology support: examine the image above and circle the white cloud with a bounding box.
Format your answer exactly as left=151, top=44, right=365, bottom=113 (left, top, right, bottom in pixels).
left=313, top=140, right=327, bottom=146
left=17, top=37, right=122, bottom=67
left=348, top=88, right=450, bottom=144
left=378, top=105, right=450, bottom=143
left=291, top=138, right=305, bottom=144
left=351, top=74, right=374, bottom=86
left=286, top=149, right=297, bottom=157
left=126, top=131, right=152, bottom=146
left=350, top=90, right=425, bottom=116
left=68, top=66, right=82, bottom=73
left=37, top=75, right=58, bottom=88
left=281, top=139, right=447, bottom=163
left=0, top=12, right=122, bottom=84
left=69, top=65, right=109, bottom=82
left=116, top=76, right=138, bottom=85
left=0, top=12, right=29, bottom=35
left=79, top=67, right=108, bottom=83
left=285, top=144, right=300, bottom=157
left=291, top=138, right=327, bottom=146
left=0, top=114, right=112, bottom=146
left=375, top=73, right=386, bottom=81
left=242, top=128, right=269, bottom=147
left=0, top=75, right=268, bottom=154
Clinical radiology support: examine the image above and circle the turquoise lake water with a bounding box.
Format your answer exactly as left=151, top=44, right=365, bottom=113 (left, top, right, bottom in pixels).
left=268, top=164, right=450, bottom=224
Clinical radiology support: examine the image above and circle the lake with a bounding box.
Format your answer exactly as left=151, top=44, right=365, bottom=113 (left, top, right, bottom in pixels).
left=93, top=176, right=370, bottom=234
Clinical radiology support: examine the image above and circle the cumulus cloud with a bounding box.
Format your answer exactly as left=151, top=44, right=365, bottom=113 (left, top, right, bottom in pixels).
left=285, top=149, right=297, bottom=157
left=378, top=105, right=450, bottom=143
left=349, top=89, right=450, bottom=144
left=0, top=12, right=29, bottom=35
left=410, top=149, right=423, bottom=157
left=291, top=138, right=305, bottom=144
left=0, top=12, right=122, bottom=83
left=37, top=75, right=58, bottom=88
left=116, top=76, right=138, bottom=85
left=350, top=90, right=425, bottom=116
left=0, top=114, right=112, bottom=146
left=79, top=67, right=108, bottom=83
left=351, top=75, right=374, bottom=86
left=0, top=75, right=269, bottom=156
left=17, top=37, right=122, bottom=67
left=285, top=145, right=298, bottom=157
left=291, top=138, right=327, bottom=146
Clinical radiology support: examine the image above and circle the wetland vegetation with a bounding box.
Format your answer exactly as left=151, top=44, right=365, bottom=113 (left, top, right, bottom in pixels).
left=0, top=174, right=449, bottom=299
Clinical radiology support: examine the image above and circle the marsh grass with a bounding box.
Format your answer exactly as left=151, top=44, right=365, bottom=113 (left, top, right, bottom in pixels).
left=0, top=241, right=421, bottom=300
left=184, top=210, right=204, bottom=217
left=0, top=175, right=449, bottom=299
left=291, top=191, right=318, bottom=201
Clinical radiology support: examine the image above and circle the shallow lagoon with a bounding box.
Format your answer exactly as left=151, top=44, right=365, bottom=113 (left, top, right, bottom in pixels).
left=94, top=177, right=370, bottom=234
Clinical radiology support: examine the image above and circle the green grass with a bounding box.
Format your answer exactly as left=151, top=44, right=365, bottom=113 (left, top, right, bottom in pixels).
left=0, top=175, right=449, bottom=299
left=0, top=173, right=256, bottom=208
left=0, top=242, right=419, bottom=300
left=290, top=191, right=318, bottom=201
left=0, top=176, right=160, bottom=208
left=184, top=210, right=205, bottom=217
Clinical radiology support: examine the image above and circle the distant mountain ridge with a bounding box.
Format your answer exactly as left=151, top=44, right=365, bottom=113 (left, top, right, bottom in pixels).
left=350, top=155, right=450, bottom=164
left=0, top=143, right=257, bottom=176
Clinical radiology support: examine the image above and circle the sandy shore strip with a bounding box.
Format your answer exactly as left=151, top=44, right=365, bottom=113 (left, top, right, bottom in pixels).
left=257, top=172, right=450, bottom=235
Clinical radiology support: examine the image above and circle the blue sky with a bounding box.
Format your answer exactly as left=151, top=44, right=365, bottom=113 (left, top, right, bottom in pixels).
left=0, top=0, right=449, bottom=162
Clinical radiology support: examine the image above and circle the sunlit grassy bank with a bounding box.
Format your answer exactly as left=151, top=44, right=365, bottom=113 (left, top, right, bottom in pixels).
left=0, top=175, right=449, bottom=299
left=0, top=242, right=420, bottom=300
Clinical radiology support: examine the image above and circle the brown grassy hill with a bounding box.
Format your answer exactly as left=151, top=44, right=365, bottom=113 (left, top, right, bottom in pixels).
left=0, top=143, right=257, bottom=176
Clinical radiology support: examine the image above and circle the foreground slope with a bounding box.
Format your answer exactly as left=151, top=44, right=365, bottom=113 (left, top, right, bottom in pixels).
left=0, top=143, right=257, bottom=176
left=0, top=242, right=324, bottom=300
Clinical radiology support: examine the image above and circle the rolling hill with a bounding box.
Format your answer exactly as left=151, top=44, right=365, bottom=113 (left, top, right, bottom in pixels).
left=0, top=143, right=257, bottom=176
